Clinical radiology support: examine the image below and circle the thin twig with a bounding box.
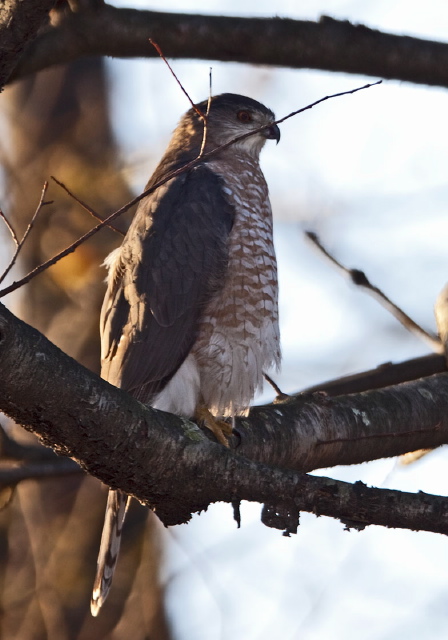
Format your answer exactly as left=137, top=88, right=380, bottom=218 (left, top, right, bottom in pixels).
left=149, top=39, right=206, bottom=121
left=198, top=68, right=213, bottom=158
left=192, top=80, right=383, bottom=159
left=0, top=182, right=52, bottom=287
left=151, top=40, right=209, bottom=158
left=0, top=81, right=380, bottom=299
left=0, top=210, right=19, bottom=247
left=305, top=230, right=443, bottom=353
left=275, top=80, right=382, bottom=126
left=263, top=372, right=289, bottom=401
left=51, top=175, right=125, bottom=236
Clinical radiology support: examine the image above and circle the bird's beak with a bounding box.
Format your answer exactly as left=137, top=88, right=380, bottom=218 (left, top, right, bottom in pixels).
left=263, top=123, right=281, bottom=144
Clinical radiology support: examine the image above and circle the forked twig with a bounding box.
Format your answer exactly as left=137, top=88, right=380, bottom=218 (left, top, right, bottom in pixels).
left=0, top=81, right=380, bottom=299
left=305, top=231, right=443, bottom=353
left=51, top=176, right=125, bottom=236
left=0, top=182, right=52, bottom=287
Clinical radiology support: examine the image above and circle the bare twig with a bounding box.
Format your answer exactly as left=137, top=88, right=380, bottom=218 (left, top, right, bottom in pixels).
left=151, top=40, right=210, bottom=158
left=276, top=80, right=382, bottom=126
left=263, top=372, right=289, bottom=401
left=198, top=68, right=213, bottom=158
left=0, top=81, right=379, bottom=298
left=305, top=230, right=443, bottom=354
left=149, top=39, right=206, bottom=121
left=0, top=210, right=19, bottom=247
left=0, top=182, right=52, bottom=287
left=51, top=175, right=125, bottom=236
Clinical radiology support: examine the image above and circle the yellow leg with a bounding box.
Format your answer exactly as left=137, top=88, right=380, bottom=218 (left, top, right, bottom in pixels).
left=195, top=405, right=233, bottom=447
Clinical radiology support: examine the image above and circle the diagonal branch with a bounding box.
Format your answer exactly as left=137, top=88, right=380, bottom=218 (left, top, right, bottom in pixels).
left=306, top=231, right=442, bottom=353
left=0, top=81, right=377, bottom=299
left=51, top=176, right=125, bottom=236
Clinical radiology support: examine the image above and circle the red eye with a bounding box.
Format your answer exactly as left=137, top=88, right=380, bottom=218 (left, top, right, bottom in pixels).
left=237, top=110, right=252, bottom=123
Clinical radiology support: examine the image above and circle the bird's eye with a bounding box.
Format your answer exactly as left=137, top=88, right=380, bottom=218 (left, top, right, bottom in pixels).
left=237, top=110, right=252, bottom=123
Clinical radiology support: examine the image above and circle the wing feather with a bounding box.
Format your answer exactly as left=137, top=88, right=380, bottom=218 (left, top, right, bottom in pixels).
left=100, top=163, right=234, bottom=399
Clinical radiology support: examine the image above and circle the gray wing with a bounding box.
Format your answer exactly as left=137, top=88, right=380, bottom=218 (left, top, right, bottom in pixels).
left=100, top=164, right=234, bottom=399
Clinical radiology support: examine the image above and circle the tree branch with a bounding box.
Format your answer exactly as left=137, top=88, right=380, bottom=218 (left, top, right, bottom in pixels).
left=0, top=0, right=56, bottom=89
left=301, top=352, right=447, bottom=396
left=0, top=459, right=81, bottom=486
left=1, top=301, right=448, bottom=533
left=305, top=231, right=442, bottom=353
left=8, top=7, right=448, bottom=89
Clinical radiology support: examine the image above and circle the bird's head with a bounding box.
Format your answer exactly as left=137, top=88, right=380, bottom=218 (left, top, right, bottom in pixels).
left=181, top=93, right=280, bottom=159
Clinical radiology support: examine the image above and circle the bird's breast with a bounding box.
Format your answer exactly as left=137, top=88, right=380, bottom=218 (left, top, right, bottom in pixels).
left=193, top=156, right=281, bottom=416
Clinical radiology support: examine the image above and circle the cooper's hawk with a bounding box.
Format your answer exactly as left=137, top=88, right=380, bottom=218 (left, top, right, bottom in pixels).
left=91, top=93, right=281, bottom=615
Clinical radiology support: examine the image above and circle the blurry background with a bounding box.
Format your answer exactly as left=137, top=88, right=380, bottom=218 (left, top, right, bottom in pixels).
left=1, top=1, right=448, bottom=638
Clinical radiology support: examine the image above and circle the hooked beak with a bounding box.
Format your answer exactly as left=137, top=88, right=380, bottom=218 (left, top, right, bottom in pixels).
left=263, top=123, right=281, bottom=144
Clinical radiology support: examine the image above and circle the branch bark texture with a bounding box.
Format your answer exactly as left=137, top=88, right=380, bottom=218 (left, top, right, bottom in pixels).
left=7, top=7, right=448, bottom=89
left=0, top=0, right=55, bottom=90
left=1, top=301, right=448, bottom=533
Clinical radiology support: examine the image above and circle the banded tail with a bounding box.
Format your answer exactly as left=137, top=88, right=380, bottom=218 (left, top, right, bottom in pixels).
left=91, top=489, right=130, bottom=616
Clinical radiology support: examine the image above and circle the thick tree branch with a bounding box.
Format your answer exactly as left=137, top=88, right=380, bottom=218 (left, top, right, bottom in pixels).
left=8, top=7, right=448, bottom=89
left=0, top=0, right=56, bottom=90
left=302, top=353, right=447, bottom=396
left=1, top=301, right=448, bottom=532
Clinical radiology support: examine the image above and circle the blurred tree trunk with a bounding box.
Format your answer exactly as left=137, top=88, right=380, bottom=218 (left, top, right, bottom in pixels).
left=0, top=56, right=172, bottom=639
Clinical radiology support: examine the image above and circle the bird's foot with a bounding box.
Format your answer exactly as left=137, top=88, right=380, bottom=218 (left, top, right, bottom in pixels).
left=195, top=406, right=233, bottom=447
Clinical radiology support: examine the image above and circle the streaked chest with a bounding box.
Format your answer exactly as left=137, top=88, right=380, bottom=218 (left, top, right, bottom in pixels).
left=200, top=155, right=278, bottom=333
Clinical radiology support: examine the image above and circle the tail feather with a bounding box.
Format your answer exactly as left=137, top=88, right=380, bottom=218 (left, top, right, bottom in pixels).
left=91, top=489, right=130, bottom=616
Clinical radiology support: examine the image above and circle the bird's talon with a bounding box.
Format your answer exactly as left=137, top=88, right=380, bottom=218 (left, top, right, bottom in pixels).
left=195, top=406, right=232, bottom=447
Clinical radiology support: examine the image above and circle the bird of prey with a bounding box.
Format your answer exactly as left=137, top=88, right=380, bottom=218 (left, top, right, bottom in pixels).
left=91, top=93, right=281, bottom=615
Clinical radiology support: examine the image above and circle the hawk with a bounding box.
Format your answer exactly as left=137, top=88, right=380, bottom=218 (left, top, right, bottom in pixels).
left=91, top=93, right=281, bottom=615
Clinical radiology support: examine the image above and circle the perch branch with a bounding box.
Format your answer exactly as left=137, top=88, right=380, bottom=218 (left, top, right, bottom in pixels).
left=1, top=301, right=448, bottom=531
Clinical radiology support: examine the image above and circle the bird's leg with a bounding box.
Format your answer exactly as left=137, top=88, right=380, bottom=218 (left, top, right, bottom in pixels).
left=195, top=405, right=233, bottom=447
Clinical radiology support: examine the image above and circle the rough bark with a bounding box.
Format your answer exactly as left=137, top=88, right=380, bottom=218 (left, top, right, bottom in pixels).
left=6, top=6, right=448, bottom=89
left=0, top=0, right=55, bottom=89
left=0, top=301, right=447, bottom=535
